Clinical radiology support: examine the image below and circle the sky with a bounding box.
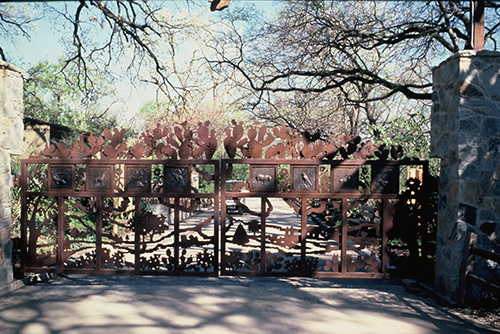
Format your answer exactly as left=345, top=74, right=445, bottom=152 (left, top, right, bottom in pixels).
left=4, top=0, right=278, bottom=127
left=6, top=3, right=153, bottom=126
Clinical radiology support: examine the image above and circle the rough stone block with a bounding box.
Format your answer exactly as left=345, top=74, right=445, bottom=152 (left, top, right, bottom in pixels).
left=0, top=204, right=11, bottom=220
left=487, top=137, right=500, bottom=159
left=479, top=208, right=498, bottom=222
left=492, top=182, right=500, bottom=196
left=469, top=98, right=486, bottom=107
left=460, top=179, right=478, bottom=204
left=458, top=143, right=484, bottom=163
left=458, top=202, right=477, bottom=226
left=0, top=264, right=13, bottom=286
left=479, top=173, right=493, bottom=195
left=481, top=117, right=500, bottom=136
left=0, top=189, right=10, bottom=205
left=483, top=158, right=496, bottom=173
left=2, top=239, right=11, bottom=262
left=447, top=180, right=461, bottom=201
left=489, top=81, right=500, bottom=102
left=458, top=162, right=480, bottom=179
left=433, top=50, right=500, bottom=302
left=459, top=117, right=480, bottom=132
left=12, top=117, right=24, bottom=140
left=0, top=223, right=10, bottom=242
left=438, top=194, right=447, bottom=211
left=3, top=101, right=21, bottom=118
left=431, top=133, right=450, bottom=158
left=494, top=164, right=500, bottom=181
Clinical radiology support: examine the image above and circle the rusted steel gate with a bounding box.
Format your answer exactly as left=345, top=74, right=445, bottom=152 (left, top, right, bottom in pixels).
left=221, top=159, right=428, bottom=278
left=21, top=159, right=219, bottom=276
left=21, top=126, right=220, bottom=276
left=20, top=121, right=430, bottom=278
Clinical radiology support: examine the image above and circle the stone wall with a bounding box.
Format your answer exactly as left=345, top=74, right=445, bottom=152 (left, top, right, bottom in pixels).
left=0, top=61, right=24, bottom=294
left=431, top=50, right=500, bottom=301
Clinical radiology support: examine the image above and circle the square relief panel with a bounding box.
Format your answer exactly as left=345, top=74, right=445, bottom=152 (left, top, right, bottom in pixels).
left=332, top=167, right=359, bottom=192
left=292, top=166, right=318, bottom=192
left=250, top=166, right=277, bottom=192
left=49, top=166, right=73, bottom=190
left=125, top=166, right=151, bottom=191
left=87, top=166, right=113, bottom=191
left=164, top=166, right=190, bottom=192
left=372, top=166, right=399, bottom=193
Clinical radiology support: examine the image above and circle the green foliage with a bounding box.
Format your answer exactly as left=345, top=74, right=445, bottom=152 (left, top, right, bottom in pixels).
left=197, top=164, right=215, bottom=194
left=375, top=110, right=430, bottom=159
left=371, top=108, right=440, bottom=177
left=23, top=59, right=120, bottom=134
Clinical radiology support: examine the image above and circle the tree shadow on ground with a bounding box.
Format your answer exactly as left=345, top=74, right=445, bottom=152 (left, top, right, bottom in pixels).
left=0, top=276, right=497, bottom=334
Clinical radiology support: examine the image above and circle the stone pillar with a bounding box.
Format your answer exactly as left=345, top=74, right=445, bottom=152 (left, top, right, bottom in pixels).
left=431, top=50, right=500, bottom=301
left=0, top=61, right=24, bottom=294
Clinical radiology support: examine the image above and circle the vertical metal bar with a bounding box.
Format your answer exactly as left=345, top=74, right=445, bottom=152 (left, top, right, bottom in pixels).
left=220, top=161, right=226, bottom=275
left=134, top=196, right=141, bottom=273
left=471, top=0, right=485, bottom=51
left=20, top=161, right=27, bottom=274
left=57, top=196, right=64, bottom=273
left=300, top=197, right=307, bottom=274
left=95, top=196, right=103, bottom=274
left=421, top=161, right=430, bottom=260
left=213, top=162, right=220, bottom=276
left=341, top=198, right=348, bottom=273
left=174, top=197, right=180, bottom=274
left=260, top=196, right=266, bottom=275
left=381, top=199, right=390, bottom=275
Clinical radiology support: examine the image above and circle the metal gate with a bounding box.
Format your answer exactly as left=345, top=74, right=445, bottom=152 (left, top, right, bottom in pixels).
left=20, top=122, right=430, bottom=278
left=221, top=159, right=428, bottom=278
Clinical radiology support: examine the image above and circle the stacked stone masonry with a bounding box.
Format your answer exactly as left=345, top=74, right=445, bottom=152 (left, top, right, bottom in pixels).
left=431, top=50, right=500, bottom=301
left=0, top=61, right=24, bottom=290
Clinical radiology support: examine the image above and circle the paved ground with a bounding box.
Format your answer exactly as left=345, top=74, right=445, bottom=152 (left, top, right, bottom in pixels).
left=0, top=275, right=498, bottom=334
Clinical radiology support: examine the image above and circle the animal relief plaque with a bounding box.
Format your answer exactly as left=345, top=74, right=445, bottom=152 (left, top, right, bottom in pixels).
left=332, top=167, right=359, bottom=192
left=292, top=166, right=317, bottom=191
left=87, top=166, right=113, bottom=191
left=125, top=166, right=151, bottom=191
left=372, top=166, right=399, bottom=193
left=164, top=166, right=190, bottom=191
left=49, top=166, right=73, bottom=190
left=251, top=166, right=277, bottom=192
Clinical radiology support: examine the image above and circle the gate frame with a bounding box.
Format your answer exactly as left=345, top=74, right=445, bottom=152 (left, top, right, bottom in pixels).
left=220, top=158, right=430, bottom=278
left=20, top=158, right=220, bottom=276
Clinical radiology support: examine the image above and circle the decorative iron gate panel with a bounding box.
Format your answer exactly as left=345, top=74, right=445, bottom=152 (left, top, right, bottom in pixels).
left=19, top=122, right=432, bottom=278
left=220, top=159, right=428, bottom=278
left=21, top=159, right=219, bottom=276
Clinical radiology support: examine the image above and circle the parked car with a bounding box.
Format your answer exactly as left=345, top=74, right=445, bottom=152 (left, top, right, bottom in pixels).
left=226, top=180, right=246, bottom=214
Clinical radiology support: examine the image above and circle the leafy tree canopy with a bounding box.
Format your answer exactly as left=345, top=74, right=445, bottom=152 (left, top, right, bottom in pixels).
left=24, top=59, right=120, bottom=134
